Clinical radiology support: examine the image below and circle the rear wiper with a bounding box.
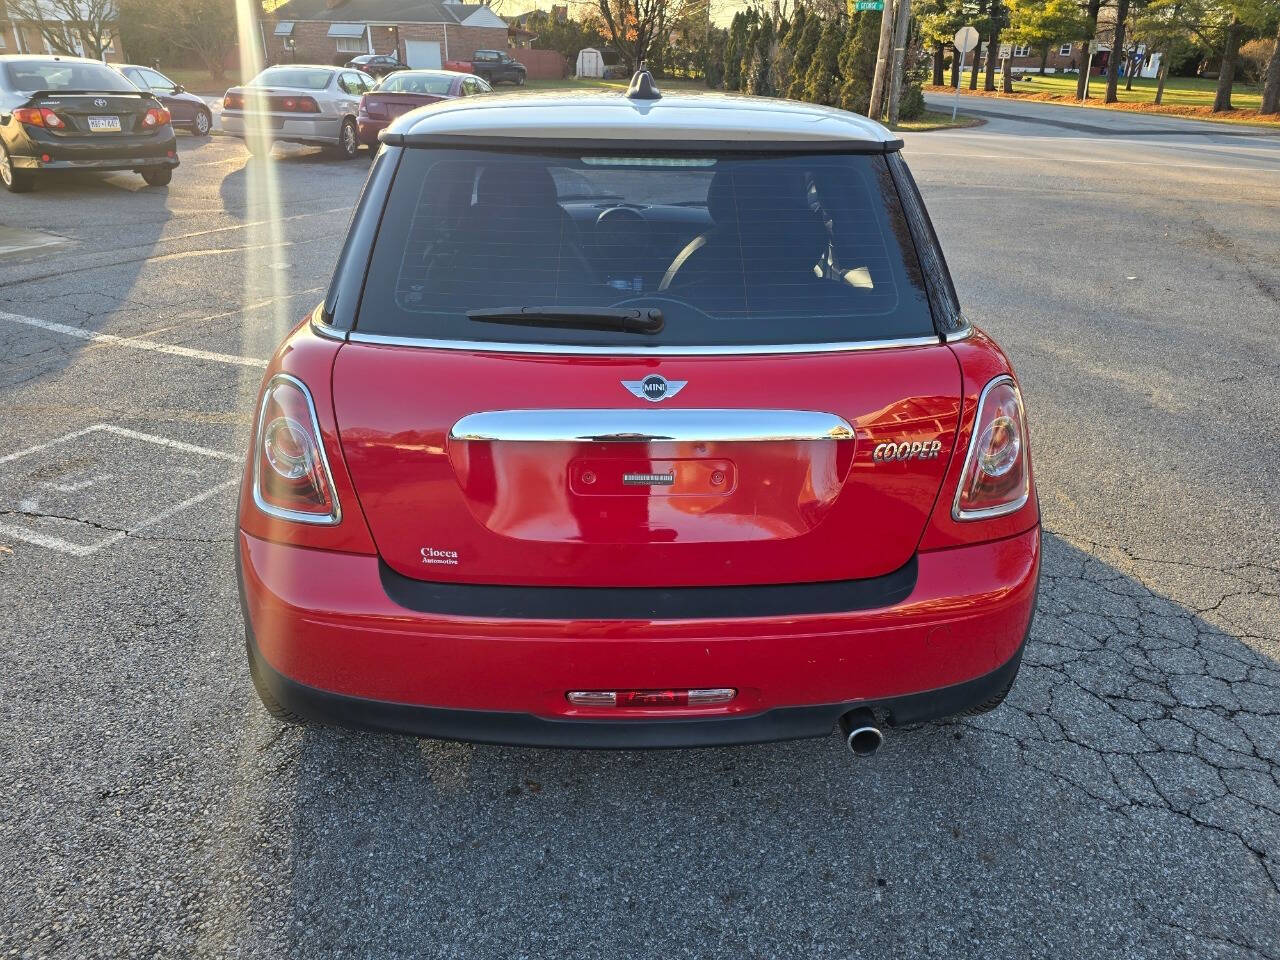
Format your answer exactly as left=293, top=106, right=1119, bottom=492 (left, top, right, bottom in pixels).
left=467, top=306, right=664, bottom=335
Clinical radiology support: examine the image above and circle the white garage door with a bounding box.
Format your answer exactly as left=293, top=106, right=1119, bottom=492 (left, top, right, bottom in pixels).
left=404, top=40, right=442, bottom=68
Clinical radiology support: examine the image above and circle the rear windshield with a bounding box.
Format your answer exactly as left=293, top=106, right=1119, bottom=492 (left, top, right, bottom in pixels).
left=250, top=67, right=332, bottom=90
left=378, top=73, right=454, bottom=95
left=4, top=60, right=138, bottom=94
left=356, top=149, right=936, bottom=347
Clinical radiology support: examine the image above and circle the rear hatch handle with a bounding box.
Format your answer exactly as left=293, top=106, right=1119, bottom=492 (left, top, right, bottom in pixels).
left=450, top=409, right=855, bottom=443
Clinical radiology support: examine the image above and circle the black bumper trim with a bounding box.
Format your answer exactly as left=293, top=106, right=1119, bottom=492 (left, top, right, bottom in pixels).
left=378, top=555, right=918, bottom=620
left=245, top=621, right=1027, bottom=749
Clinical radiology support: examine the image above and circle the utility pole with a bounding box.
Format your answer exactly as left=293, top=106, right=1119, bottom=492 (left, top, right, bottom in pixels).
left=886, top=0, right=912, bottom=124
left=868, top=0, right=897, bottom=121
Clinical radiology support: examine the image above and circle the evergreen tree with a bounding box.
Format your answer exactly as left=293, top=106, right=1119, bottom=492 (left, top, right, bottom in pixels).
left=787, top=12, right=824, bottom=98
left=803, top=18, right=846, bottom=106
left=724, top=12, right=746, bottom=90
left=773, top=5, right=807, bottom=95
left=837, top=11, right=880, bottom=113
left=749, top=14, right=778, bottom=95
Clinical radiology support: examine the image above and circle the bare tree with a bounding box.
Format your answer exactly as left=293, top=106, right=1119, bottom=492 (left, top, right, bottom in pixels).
left=596, top=0, right=697, bottom=72
left=6, top=0, right=118, bottom=59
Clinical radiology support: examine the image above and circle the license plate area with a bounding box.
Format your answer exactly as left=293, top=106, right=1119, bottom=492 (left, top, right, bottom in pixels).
left=570, top=458, right=736, bottom=497
left=87, top=115, right=122, bottom=132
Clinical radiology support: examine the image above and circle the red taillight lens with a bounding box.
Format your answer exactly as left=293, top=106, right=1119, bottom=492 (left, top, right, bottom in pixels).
left=362, top=98, right=386, bottom=119
left=953, top=376, right=1030, bottom=520
left=567, top=688, right=736, bottom=708
left=253, top=374, right=341, bottom=524
left=223, top=92, right=244, bottom=110
left=142, top=107, right=171, bottom=127
left=14, top=107, right=48, bottom=127
left=277, top=96, right=320, bottom=113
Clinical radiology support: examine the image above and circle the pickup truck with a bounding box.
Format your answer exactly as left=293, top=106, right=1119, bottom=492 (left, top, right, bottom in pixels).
left=463, top=50, right=527, bottom=85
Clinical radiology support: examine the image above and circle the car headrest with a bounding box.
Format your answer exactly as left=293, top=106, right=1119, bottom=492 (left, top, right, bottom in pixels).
left=475, top=164, right=559, bottom=209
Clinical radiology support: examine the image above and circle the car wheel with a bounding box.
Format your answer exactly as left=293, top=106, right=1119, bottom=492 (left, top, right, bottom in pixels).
left=0, top=145, right=34, bottom=194
left=244, top=135, right=271, bottom=158
left=328, top=118, right=358, bottom=160
left=141, top=167, right=172, bottom=187
left=192, top=109, right=212, bottom=137
left=516, top=73, right=526, bottom=86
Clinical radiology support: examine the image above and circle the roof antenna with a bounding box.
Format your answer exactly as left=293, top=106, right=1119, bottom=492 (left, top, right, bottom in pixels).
left=626, top=62, right=662, bottom=101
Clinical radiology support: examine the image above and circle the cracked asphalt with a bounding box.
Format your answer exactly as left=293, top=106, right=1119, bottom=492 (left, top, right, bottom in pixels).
left=1, top=106, right=1278, bottom=959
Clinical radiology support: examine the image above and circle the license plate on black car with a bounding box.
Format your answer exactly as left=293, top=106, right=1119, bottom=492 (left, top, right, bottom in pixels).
left=87, top=115, right=121, bottom=132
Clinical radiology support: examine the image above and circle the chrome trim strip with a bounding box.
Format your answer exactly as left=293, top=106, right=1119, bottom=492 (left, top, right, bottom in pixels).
left=252, top=373, right=343, bottom=526
left=346, top=331, right=941, bottom=356
left=941, top=321, right=974, bottom=343
left=310, top=315, right=349, bottom=341
left=450, top=409, right=855, bottom=443
left=951, top=374, right=1030, bottom=522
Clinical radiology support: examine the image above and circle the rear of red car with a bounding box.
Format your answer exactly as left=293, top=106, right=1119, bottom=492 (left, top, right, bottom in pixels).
left=356, top=72, right=460, bottom=146
left=238, top=117, right=1039, bottom=749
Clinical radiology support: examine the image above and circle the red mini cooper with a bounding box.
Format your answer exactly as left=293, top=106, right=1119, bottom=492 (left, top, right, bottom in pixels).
left=238, top=73, right=1040, bottom=755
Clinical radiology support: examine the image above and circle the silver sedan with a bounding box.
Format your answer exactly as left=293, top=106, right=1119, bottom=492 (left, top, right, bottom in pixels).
left=222, top=64, right=376, bottom=160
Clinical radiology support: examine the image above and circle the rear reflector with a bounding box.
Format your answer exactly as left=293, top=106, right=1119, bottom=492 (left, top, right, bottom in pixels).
left=567, top=688, right=736, bottom=707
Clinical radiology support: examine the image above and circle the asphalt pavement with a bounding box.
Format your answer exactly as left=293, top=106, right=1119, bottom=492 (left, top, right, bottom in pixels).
left=1, top=103, right=1278, bottom=959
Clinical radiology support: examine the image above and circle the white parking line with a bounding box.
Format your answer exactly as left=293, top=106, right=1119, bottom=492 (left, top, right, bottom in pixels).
left=0, top=311, right=268, bottom=369
left=0, top=424, right=239, bottom=556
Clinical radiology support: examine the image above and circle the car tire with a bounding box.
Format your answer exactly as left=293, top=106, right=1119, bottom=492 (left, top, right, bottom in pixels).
left=516, top=73, right=526, bottom=86
left=327, top=118, right=359, bottom=160
left=192, top=109, right=212, bottom=137
left=141, top=167, right=172, bottom=187
left=247, top=641, right=310, bottom=726
left=0, top=145, right=34, bottom=194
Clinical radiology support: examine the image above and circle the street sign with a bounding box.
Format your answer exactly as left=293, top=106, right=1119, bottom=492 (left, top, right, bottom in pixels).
left=998, top=42, right=1012, bottom=59
left=952, top=26, right=979, bottom=120
left=854, top=1, right=884, bottom=10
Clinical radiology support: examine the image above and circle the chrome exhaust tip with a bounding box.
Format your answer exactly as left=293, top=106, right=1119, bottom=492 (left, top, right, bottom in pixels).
left=838, top=707, right=883, bottom=757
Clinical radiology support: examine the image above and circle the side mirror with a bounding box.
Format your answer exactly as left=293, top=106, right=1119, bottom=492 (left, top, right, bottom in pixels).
left=172, top=83, right=185, bottom=93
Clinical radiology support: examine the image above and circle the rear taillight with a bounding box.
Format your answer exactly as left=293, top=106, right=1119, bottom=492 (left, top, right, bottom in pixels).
left=279, top=96, right=320, bottom=113
left=142, top=107, right=171, bottom=127
left=13, top=107, right=63, bottom=128
left=953, top=375, right=1030, bottom=520
left=362, top=98, right=386, bottom=119
left=253, top=374, right=341, bottom=524
left=223, top=92, right=244, bottom=110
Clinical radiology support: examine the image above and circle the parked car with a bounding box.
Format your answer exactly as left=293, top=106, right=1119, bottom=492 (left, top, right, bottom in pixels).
left=344, top=54, right=408, bottom=79
left=467, top=49, right=526, bottom=85
left=0, top=54, right=178, bottom=193
left=221, top=64, right=376, bottom=160
left=115, top=63, right=213, bottom=136
left=239, top=71, right=1040, bottom=753
left=356, top=69, right=490, bottom=147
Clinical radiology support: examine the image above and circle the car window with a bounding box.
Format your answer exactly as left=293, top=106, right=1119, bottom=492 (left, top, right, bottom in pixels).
left=476, top=78, right=492, bottom=93
left=380, top=73, right=453, bottom=95
left=356, top=150, right=936, bottom=347
left=251, top=66, right=332, bottom=90
left=139, top=68, right=176, bottom=92
left=338, top=72, right=361, bottom=94
left=358, top=71, right=375, bottom=92
left=4, top=59, right=139, bottom=93
left=460, top=77, right=476, bottom=96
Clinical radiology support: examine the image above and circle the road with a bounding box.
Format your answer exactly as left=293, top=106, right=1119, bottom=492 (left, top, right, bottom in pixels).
left=1, top=104, right=1278, bottom=959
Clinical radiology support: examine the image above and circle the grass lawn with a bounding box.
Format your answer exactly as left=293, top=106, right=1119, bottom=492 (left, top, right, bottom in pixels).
left=161, top=67, right=244, bottom=96
left=924, top=72, right=1279, bottom=127
left=1000, top=72, right=1262, bottom=109
left=892, top=109, right=985, bottom=131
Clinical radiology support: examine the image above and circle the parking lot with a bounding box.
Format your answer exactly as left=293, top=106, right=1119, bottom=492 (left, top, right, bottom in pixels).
left=1, top=113, right=1278, bottom=958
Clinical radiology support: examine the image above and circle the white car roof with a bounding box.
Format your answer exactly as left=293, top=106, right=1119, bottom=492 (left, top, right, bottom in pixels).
left=386, top=90, right=897, bottom=148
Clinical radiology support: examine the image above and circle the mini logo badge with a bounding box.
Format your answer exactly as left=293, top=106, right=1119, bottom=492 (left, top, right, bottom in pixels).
left=622, top=375, right=687, bottom=403
left=93, top=98, right=108, bottom=108
left=420, top=546, right=459, bottom=566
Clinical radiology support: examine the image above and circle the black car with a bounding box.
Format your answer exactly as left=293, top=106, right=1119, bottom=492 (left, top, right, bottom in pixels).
left=0, top=55, right=179, bottom=193
left=344, top=54, right=408, bottom=79
left=115, top=63, right=213, bottom=136
left=469, top=50, right=527, bottom=85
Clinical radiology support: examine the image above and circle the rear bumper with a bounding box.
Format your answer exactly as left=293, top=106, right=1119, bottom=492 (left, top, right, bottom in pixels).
left=357, top=116, right=389, bottom=145
left=222, top=113, right=341, bottom=144
left=239, top=526, right=1040, bottom=746
left=11, top=129, right=178, bottom=171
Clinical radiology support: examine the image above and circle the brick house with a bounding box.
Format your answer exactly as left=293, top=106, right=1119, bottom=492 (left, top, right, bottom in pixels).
left=264, top=0, right=509, bottom=69
left=0, top=1, right=120, bottom=62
